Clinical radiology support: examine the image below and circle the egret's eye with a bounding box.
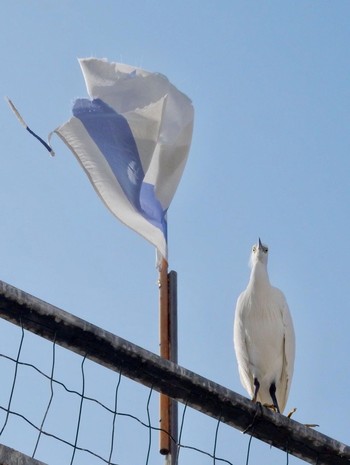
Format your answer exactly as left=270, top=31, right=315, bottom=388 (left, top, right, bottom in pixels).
left=263, top=247, right=268, bottom=253
left=252, top=246, right=257, bottom=252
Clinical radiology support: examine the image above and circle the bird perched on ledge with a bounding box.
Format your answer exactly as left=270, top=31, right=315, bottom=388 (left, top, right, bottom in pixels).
left=233, top=239, right=295, bottom=414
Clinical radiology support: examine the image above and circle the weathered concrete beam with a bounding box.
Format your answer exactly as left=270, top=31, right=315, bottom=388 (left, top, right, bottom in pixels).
left=0, top=279, right=348, bottom=465
left=0, top=442, right=47, bottom=465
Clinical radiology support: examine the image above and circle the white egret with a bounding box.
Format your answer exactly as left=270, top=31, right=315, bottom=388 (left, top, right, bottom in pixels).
left=233, top=239, right=295, bottom=413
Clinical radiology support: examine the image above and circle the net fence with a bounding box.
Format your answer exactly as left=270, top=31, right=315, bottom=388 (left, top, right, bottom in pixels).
left=0, top=318, right=240, bottom=465
left=0, top=280, right=348, bottom=465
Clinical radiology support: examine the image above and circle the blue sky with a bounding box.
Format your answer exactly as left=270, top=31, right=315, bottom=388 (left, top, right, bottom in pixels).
left=1, top=1, right=350, bottom=464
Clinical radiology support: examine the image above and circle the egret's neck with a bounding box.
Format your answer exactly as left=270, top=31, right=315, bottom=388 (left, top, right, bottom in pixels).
left=249, top=261, right=270, bottom=290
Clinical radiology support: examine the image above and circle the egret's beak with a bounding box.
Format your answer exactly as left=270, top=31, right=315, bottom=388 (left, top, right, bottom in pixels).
left=258, top=237, right=263, bottom=249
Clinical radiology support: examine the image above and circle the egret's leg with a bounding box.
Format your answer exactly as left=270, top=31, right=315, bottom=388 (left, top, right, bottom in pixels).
left=252, top=378, right=260, bottom=403
left=269, top=383, right=280, bottom=414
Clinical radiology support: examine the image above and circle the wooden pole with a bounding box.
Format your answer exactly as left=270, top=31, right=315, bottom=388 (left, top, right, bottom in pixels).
left=159, top=257, right=171, bottom=455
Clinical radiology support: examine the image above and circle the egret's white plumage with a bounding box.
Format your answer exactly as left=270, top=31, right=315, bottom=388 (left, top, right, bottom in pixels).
left=233, top=239, right=295, bottom=413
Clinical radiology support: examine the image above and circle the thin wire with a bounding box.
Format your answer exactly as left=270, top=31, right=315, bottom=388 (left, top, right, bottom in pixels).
left=0, top=331, right=238, bottom=465
left=245, top=435, right=253, bottom=465
left=0, top=353, right=165, bottom=432
left=213, top=416, right=221, bottom=465
left=32, top=338, right=56, bottom=457
left=108, top=370, right=122, bottom=464
left=159, top=405, right=233, bottom=465
left=0, top=323, right=25, bottom=436
left=179, top=443, right=234, bottom=465
left=285, top=438, right=289, bottom=465
left=174, top=401, right=187, bottom=465
left=0, top=341, right=236, bottom=465
left=1, top=348, right=164, bottom=431
left=70, top=354, right=87, bottom=465
left=145, top=387, right=153, bottom=465
left=0, top=405, right=120, bottom=465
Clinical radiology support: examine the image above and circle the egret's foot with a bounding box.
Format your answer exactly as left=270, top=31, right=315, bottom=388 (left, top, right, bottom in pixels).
left=287, top=407, right=297, bottom=418
left=285, top=408, right=318, bottom=426
left=263, top=403, right=278, bottom=412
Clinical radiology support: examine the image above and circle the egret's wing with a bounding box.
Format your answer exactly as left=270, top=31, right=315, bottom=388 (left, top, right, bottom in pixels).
left=276, top=292, right=295, bottom=412
left=233, top=292, right=254, bottom=398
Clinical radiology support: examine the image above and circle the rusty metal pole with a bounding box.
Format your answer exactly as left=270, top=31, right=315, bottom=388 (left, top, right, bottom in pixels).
left=168, top=271, right=178, bottom=462
left=159, top=258, right=171, bottom=455
left=159, top=261, right=178, bottom=461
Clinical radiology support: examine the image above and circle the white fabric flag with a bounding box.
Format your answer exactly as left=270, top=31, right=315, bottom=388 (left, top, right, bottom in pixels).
left=53, top=58, right=194, bottom=263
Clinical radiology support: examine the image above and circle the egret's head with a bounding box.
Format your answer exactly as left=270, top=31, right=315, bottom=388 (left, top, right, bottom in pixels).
left=250, top=238, right=269, bottom=267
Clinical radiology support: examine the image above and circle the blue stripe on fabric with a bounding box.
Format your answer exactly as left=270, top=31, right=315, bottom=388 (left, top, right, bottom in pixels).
left=73, top=98, right=143, bottom=210
left=140, top=182, right=168, bottom=237
left=72, top=98, right=167, bottom=237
